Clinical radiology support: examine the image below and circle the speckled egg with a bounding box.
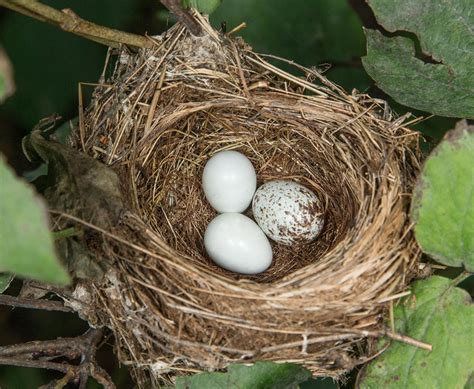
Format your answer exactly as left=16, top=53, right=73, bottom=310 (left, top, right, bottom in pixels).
left=252, top=180, right=324, bottom=245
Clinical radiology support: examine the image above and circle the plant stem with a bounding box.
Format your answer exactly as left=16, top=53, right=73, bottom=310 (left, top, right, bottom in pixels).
left=0, top=0, right=153, bottom=49
left=53, top=227, right=83, bottom=240
left=0, top=294, right=73, bottom=312
left=161, top=0, right=202, bottom=35
left=451, top=271, right=472, bottom=286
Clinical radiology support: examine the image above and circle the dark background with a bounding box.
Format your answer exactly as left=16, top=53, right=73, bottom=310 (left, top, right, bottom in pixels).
left=0, top=1, right=462, bottom=387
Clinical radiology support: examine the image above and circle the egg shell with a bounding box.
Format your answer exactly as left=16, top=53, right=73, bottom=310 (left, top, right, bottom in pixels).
left=252, top=180, right=324, bottom=246
left=202, top=150, right=257, bottom=213
left=204, top=213, right=273, bottom=275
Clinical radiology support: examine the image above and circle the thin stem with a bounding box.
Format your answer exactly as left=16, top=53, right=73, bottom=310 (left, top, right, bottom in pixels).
left=161, top=0, right=201, bottom=35
left=0, top=357, right=74, bottom=373
left=0, top=337, right=80, bottom=357
left=451, top=271, right=472, bottom=286
left=384, top=330, right=432, bottom=351
left=0, top=0, right=153, bottom=49
left=53, top=227, right=83, bottom=240
left=0, top=294, right=73, bottom=312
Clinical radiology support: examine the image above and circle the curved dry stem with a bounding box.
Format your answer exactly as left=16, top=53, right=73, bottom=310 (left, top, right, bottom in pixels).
left=0, top=0, right=153, bottom=49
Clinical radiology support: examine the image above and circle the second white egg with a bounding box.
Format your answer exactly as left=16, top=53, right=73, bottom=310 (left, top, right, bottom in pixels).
left=204, top=213, right=273, bottom=275
left=202, top=150, right=256, bottom=213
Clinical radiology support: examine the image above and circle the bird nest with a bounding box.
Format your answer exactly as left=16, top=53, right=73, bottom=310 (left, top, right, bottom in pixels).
left=67, top=15, right=422, bottom=386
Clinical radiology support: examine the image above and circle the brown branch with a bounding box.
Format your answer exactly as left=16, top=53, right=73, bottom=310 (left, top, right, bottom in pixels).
left=38, top=369, right=76, bottom=389
left=161, top=0, right=202, bottom=35
left=0, top=0, right=152, bottom=49
left=0, top=358, right=116, bottom=388
left=89, top=364, right=116, bottom=389
left=0, top=338, right=80, bottom=358
left=0, top=294, right=73, bottom=312
left=349, top=328, right=433, bottom=351
left=0, top=356, right=74, bottom=373
left=0, top=328, right=102, bottom=358
left=384, top=330, right=432, bottom=351
left=0, top=329, right=115, bottom=388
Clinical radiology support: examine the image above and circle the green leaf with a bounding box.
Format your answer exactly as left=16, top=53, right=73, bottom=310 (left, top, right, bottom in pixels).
left=0, top=273, right=14, bottom=293
left=411, top=121, right=474, bottom=271
left=182, top=0, right=222, bottom=14
left=360, top=276, right=474, bottom=389
left=0, top=156, right=70, bottom=285
left=362, top=0, right=474, bottom=118
left=210, top=0, right=371, bottom=92
left=173, top=362, right=312, bottom=389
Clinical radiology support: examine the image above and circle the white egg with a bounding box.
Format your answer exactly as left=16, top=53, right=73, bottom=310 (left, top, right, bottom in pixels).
left=204, top=213, right=273, bottom=274
left=202, top=150, right=256, bottom=213
left=252, top=180, right=324, bottom=246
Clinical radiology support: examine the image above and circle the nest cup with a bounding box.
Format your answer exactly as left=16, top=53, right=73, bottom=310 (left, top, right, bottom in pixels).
left=72, top=15, right=422, bottom=386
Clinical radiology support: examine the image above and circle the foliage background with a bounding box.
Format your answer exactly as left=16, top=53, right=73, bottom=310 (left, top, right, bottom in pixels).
left=0, top=0, right=469, bottom=387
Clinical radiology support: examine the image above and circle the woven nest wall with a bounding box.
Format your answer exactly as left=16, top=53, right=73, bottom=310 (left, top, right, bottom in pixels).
left=71, top=15, right=422, bottom=386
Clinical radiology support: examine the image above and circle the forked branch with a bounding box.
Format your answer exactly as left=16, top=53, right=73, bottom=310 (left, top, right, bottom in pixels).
left=0, top=0, right=202, bottom=49
left=0, top=328, right=114, bottom=388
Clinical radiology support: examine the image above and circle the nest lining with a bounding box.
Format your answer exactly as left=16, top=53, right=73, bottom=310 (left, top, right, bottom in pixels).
left=72, top=14, right=422, bottom=386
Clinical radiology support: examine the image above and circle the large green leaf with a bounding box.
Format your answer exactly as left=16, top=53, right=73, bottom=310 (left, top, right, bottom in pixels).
left=172, top=362, right=311, bottom=389
left=362, top=0, right=474, bottom=118
left=182, top=0, right=222, bottom=14
left=360, top=276, right=474, bottom=389
left=411, top=121, right=474, bottom=271
left=210, top=0, right=371, bottom=92
left=0, top=157, right=70, bottom=285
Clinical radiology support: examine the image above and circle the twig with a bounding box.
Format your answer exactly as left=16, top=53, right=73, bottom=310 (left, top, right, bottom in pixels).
left=0, top=357, right=75, bottom=373
left=231, top=40, right=251, bottom=100
left=352, top=328, right=433, bottom=351
left=52, top=226, right=83, bottom=240
left=0, top=294, right=73, bottom=312
left=89, top=364, right=116, bottom=389
left=38, top=368, right=76, bottom=389
left=226, top=22, right=247, bottom=36
left=0, top=329, right=115, bottom=388
left=451, top=271, right=471, bottom=286
left=0, top=337, right=80, bottom=358
left=0, top=0, right=152, bottom=49
left=160, top=0, right=202, bottom=35
left=384, top=330, right=432, bottom=351
left=0, top=328, right=101, bottom=358
left=144, top=65, right=168, bottom=135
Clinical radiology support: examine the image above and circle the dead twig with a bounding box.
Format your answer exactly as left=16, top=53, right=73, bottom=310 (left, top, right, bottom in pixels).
left=0, top=0, right=152, bottom=49
left=0, top=294, right=73, bottom=312
left=160, top=0, right=202, bottom=35
left=0, top=329, right=115, bottom=388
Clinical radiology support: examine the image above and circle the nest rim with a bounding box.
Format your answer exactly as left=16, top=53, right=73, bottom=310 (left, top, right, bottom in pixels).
left=71, top=14, right=423, bottom=385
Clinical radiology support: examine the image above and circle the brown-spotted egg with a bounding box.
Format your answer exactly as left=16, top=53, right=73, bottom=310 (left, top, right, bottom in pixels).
left=252, top=180, right=324, bottom=245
